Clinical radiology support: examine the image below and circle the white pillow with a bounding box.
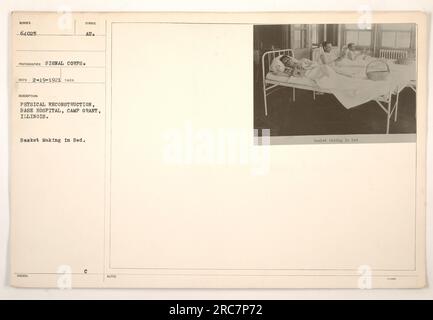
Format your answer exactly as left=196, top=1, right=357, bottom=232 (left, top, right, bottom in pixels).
left=269, top=55, right=286, bottom=74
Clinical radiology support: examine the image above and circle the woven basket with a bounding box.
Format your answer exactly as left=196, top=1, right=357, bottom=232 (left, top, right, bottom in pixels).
left=366, top=59, right=390, bottom=81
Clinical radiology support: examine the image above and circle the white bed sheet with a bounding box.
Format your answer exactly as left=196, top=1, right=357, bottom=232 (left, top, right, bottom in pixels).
left=266, top=72, right=317, bottom=87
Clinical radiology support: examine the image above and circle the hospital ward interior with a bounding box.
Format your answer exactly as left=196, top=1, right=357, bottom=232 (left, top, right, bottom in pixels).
left=253, top=24, right=417, bottom=136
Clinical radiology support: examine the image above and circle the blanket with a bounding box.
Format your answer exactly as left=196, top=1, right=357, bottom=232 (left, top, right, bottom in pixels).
left=305, top=63, right=415, bottom=109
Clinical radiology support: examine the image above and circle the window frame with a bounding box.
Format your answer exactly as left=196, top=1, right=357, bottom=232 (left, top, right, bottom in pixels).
left=290, top=24, right=309, bottom=49
left=342, top=24, right=373, bottom=49
left=378, top=24, right=414, bottom=50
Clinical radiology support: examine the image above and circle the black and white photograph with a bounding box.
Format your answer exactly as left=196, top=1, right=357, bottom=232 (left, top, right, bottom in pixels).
left=254, top=23, right=417, bottom=140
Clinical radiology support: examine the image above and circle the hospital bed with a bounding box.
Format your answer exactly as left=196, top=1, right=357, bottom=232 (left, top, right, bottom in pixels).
left=261, top=49, right=416, bottom=134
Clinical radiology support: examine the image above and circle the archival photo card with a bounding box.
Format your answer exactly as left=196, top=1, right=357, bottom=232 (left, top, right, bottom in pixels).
left=9, top=12, right=427, bottom=289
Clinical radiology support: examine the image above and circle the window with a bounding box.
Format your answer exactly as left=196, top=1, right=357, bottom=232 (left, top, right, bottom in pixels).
left=311, top=24, right=318, bottom=46
left=291, top=24, right=307, bottom=49
left=343, top=24, right=372, bottom=47
left=380, top=24, right=412, bottom=48
left=358, top=31, right=372, bottom=46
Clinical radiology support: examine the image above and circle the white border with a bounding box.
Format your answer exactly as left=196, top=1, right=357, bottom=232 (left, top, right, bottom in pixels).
left=0, top=0, right=432, bottom=299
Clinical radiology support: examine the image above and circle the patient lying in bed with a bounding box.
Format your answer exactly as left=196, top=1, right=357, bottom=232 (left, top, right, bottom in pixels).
left=270, top=54, right=334, bottom=82
left=270, top=55, right=317, bottom=77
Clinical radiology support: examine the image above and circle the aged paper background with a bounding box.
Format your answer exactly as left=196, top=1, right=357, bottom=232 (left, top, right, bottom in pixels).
left=2, top=3, right=430, bottom=295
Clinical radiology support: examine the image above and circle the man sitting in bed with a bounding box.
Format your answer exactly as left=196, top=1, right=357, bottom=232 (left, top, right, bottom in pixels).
left=344, top=43, right=371, bottom=61
left=345, top=43, right=359, bottom=60
left=333, top=43, right=374, bottom=76
left=319, top=41, right=345, bottom=66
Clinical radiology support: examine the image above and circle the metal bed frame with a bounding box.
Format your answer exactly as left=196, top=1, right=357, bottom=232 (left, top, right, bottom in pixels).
left=261, top=49, right=404, bottom=134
